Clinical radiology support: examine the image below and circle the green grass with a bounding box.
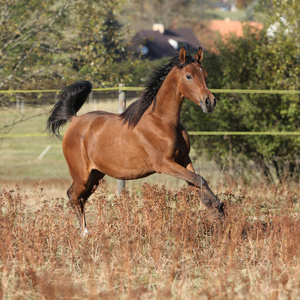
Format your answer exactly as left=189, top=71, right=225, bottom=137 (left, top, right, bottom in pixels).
left=1, top=104, right=67, bottom=180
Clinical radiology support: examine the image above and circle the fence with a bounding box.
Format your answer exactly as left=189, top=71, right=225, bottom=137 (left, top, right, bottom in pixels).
left=1, top=86, right=299, bottom=137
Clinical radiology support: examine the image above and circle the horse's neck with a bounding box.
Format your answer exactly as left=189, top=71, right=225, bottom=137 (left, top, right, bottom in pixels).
left=152, top=69, right=183, bottom=125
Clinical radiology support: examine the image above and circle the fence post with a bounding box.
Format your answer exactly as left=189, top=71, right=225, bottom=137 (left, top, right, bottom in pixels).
left=20, top=100, right=25, bottom=114
left=117, top=84, right=126, bottom=195
left=54, top=92, right=58, bottom=103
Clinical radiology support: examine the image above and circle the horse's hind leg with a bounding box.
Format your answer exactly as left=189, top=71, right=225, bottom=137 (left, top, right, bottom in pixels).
left=67, top=184, right=86, bottom=232
left=67, top=169, right=105, bottom=235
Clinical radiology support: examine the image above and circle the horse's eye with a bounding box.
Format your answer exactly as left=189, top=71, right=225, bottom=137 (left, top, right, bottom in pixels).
left=186, top=75, right=192, bottom=80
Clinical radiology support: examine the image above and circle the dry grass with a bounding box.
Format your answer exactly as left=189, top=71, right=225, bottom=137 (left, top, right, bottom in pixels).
left=0, top=179, right=299, bottom=299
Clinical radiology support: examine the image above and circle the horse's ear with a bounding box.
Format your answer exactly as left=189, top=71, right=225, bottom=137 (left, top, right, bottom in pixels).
left=179, top=46, right=186, bottom=63
left=195, top=47, right=203, bottom=62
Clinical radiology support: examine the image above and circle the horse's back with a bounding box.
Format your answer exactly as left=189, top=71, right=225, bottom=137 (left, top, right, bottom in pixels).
left=62, top=111, right=116, bottom=144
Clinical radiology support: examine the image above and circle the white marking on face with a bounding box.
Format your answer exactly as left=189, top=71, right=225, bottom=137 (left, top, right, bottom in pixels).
left=199, top=67, right=202, bottom=72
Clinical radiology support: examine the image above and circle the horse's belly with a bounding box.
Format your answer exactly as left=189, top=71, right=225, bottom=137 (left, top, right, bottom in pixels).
left=91, top=153, right=155, bottom=180
left=87, top=133, right=155, bottom=180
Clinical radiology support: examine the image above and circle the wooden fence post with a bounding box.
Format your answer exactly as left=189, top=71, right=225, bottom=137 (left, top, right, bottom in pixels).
left=20, top=100, right=25, bottom=114
left=117, top=84, right=126, bottom=195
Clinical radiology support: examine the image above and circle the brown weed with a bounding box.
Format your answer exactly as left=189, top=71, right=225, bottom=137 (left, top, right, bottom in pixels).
left=0, top=180, right=299, bottom=299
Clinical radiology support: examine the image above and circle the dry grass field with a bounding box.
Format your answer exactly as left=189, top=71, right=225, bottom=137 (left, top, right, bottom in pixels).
left=0, top=178, right=299, bottom=299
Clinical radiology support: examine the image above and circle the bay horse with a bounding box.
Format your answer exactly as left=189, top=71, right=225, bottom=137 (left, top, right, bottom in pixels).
left=47, top=47, right=224, bottom=235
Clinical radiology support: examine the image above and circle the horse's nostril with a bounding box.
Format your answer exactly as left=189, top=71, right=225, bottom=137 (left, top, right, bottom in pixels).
left=205, top=98, right=210, bottom=106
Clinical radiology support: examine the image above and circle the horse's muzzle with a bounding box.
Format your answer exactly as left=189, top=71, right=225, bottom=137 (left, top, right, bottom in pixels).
left=200, top=97, right=216, bottom=113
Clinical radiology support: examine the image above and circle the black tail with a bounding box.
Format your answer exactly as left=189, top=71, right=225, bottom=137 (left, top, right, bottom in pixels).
left=46, top=81, right=92, bottom=139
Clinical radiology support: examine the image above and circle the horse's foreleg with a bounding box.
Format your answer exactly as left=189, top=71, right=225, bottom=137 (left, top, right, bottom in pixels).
left=184, top=158, right=224, bottom=215
left=159, top=157, right=224, bottom=216
left=190, top=181, right=224, bottom=216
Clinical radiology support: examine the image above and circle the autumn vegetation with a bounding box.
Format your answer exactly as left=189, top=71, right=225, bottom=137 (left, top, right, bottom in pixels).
left=0, top=179, right=299, bottom=299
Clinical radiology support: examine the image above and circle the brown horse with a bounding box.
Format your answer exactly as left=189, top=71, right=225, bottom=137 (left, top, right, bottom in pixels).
left=47, top=47, right=224, bottom=235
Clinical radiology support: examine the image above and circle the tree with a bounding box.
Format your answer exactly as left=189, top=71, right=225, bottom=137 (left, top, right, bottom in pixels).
left=124, top=0, right=216, bottom=30
left=181, top=0, right=300, bottom=182
left=0, top=0, right=133, bottom=106
left=0, top=0, right=138, bottom=138
left=63, top=0, right=134, bottom=86
left=0, top=1, right=71, bottom=92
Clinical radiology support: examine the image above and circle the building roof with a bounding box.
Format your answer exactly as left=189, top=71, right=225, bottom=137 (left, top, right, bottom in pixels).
left=130, top=27, right=203, bottom=59
left=208, top=19, right=263, bottom=37
left=192, top=19, right=263, bottom=51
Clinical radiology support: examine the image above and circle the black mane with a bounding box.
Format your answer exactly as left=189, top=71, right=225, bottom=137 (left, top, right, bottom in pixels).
left=120, top=53, right=197, bottom=127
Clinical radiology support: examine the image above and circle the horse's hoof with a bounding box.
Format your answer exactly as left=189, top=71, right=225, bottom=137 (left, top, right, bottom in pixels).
left=81, top=227, right=89, bottom=237
left=218, top=202, right=225, bottom=214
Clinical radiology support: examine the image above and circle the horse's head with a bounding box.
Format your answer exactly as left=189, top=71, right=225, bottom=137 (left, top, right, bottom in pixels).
left=178, top=47, right=216, bottom=114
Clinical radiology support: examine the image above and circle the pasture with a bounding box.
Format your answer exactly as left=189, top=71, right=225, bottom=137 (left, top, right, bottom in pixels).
left=1, top=100, right=299, bottom=299
left=0, top=179, right=299, bottom=299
